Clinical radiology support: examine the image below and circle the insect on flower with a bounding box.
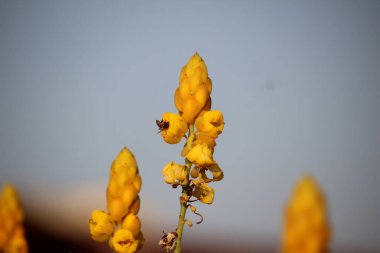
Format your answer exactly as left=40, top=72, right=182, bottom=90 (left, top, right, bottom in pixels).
left=156, top=119, right=169, bottom=133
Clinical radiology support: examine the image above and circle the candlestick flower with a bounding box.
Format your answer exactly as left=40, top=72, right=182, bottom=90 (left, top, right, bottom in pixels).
left=157, top=53, right=225, bottom=253
left=89, top=147, right=144, bottom=253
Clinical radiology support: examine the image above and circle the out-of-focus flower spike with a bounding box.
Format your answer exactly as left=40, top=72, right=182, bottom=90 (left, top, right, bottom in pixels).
left=282, top=175, right=331, bottom=253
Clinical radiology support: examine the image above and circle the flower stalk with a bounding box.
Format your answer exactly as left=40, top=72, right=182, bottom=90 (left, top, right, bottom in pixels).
left=174, top=125, right=194, bottom=253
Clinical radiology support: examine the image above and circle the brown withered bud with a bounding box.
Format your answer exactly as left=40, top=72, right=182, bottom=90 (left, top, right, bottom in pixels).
left=158, top=231, right=178, bottom=252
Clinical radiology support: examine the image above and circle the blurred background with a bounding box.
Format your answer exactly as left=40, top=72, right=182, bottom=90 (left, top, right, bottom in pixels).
left=0, top=1, right=379, bottom=252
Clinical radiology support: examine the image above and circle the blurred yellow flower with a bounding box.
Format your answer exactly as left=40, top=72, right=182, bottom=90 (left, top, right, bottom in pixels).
left=89, top=210, right=114, bottom=242
left=282, top=175, right=330, bottom=253
left=186, top=143, right=215, bottom=167
left=174, top=53, right=212, bottom=124
left=158, top=112, right=188, bottom=144
left=111, top=229, right=139, bottom=253
left=0, top=184, right=28, bottom=253
left=162, top=162, right=188, bottom=186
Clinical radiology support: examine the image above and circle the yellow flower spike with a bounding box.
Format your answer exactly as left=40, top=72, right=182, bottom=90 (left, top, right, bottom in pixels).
left=193, top=182, right=215, bottom=204
left=89, top=210, right=114, bottom=242
left=162, top=162, right=188, bottom=186
left=186, top=143, right=215, bottom=167
left=106, top=147, right=141, bottom=223
left=112, top=229, right=139, bottom=253
left=195, top=110, right=225, bottom=138
left=122, top=213, right=142, bottom=237
left=160, top=53, right=224, bottom=253
left=282, top=175, right=330, bottom=253
left=159, top=112, right=188, bottom=144
left=90, top=147, right=143, bottom=252
left=174, top=53, right=212, bottom=124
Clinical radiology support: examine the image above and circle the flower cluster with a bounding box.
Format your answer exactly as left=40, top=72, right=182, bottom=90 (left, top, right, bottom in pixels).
left=282, top=175, right=330, bottom=253
left=89, top=147, right=144, bottom=253
left=0, top=184, right=28, bottom=253
left=158, top=53, right=224, bottom=252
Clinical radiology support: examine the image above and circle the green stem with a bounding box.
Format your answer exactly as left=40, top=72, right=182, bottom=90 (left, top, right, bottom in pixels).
left=174, top=199, right=188, bottom=253
left=174, top=124, right=195, bottom=253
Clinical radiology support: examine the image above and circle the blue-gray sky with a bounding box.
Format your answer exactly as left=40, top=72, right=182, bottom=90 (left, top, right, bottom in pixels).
left=0, top=1, right=379, bottom=251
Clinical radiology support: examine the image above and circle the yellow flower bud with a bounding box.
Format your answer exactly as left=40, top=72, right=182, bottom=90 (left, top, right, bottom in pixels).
left=195, top=110, right=224, bottom=138
left=193, top=182, right=214, bottom=204
left=122, top=213, right=141, bottom=238
left=186, top=143, right=215, bottom=167
left=162, top=162, right=188, bottom=186
left=282, top=175, right=330, bottom=253
left=111, top=229, right=139, bottom=253
left=91, top=147, right=143, bottom=252
left=89, top=210, right=114, bottom=242
left=159, top=113, right=188, bottom=144
left=111, top=148, right=138, bottom=187
left=174, top=53, right=212, bottom=124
